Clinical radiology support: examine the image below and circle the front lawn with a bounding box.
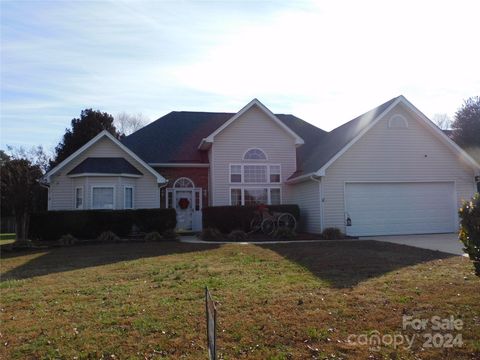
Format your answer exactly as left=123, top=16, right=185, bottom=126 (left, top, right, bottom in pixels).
left=0, top=233, right=15, bottom=245
left=1, top=241, right=479, bottom=359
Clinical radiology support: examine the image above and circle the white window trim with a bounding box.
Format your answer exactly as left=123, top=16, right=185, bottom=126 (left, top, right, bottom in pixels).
left=74, top=186, right=84, bottom=209
left=124, top=185, right=134, bottom=209
left=91, top=185, right=116, bottom=210
left=243, top=148, right=268, bottom=161
left=173, top=177, right=195, bottom=188
left=229, top=163, right=282, bottom=184
left=229, top=186, right=282, bottom=206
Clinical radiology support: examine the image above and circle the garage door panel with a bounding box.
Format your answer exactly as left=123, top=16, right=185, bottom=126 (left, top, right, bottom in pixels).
left=345, top=182, right=455, bottom=236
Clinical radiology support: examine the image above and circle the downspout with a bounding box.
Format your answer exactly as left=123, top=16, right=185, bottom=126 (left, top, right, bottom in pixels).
left=310, top=175, right=324, bottom=232
left=158, top=181, right=169, bottom=208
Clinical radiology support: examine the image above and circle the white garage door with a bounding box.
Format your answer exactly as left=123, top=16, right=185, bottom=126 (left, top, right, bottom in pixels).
left=345, top=182, right=456, bottom=236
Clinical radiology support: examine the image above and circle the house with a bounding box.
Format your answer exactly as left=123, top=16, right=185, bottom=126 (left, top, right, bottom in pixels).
left=43, top=96, right=480, bottom=236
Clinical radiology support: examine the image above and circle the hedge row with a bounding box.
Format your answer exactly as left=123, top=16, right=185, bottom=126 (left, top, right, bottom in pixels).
left=29, top=209, right=176, bottom=241
left=202, top=205, right=300, bottom=233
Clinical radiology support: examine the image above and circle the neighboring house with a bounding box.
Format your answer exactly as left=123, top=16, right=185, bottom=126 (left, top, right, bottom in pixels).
left=43, top=96, right=480, bottom=236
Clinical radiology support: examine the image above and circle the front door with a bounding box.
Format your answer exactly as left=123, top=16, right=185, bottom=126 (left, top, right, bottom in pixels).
left=175, top=190, right=193, bottom=231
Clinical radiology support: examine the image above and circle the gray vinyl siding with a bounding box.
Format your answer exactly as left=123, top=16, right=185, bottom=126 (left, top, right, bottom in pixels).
left=49, top=137, right=159, bottom=210
left=322, top=102, right=476, bottom=233
left=211, top=106, right=297, bottom=205
left=288, top=180, right=322, bottom=233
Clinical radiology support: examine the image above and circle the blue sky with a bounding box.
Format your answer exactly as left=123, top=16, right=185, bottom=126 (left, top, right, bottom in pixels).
left=1, top=0, right=479, bottom=152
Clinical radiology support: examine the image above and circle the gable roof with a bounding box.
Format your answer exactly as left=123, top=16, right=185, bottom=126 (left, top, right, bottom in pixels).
left=288, top=95, right=480, bottom=181
left=290, top=96, right=401, bottom=180
left=68, top=157, right=143, bottom=176
left=198, top=98, right=304, bottom=149
left=44, top=131, right=166, bottom=183
left=122, top=109, right=326, bottom=165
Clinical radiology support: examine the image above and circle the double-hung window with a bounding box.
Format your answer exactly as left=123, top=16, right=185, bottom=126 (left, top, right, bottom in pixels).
left=230, top=165, right=242, bottom=183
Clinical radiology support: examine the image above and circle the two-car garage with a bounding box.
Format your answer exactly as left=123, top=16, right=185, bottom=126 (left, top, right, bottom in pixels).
left=344, top=182, right=456, bottom=236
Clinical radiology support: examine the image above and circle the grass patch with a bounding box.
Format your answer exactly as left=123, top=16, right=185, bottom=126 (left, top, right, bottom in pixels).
left=0, top=241, right=479, bottom=359
left=0, top=233, right=15, bottom=245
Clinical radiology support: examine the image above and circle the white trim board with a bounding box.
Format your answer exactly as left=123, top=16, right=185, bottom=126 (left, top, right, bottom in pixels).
left=68, top=173, right=142, bottom=178
left=149, top=163, right=210, bottom=168
left=44, top=131, right=167, bottom=184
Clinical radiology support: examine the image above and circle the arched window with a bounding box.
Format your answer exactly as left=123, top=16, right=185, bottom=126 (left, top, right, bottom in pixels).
left=244, top=148, right=267, bottom=160
left=173, top=177, right=194, bottom=188
left=388, top=114, right=408, bottom=129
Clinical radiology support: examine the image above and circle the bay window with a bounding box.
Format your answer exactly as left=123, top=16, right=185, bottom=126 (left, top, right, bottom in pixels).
left=75, top=187, right=83, bottom=209
left=124, top=186, right=133, bottom=209
left=92, top=186, right=115, bottom=209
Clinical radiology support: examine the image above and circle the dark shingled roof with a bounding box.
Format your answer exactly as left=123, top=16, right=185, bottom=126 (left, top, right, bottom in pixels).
left=68, top=157, right=143, bottom=175
left=121, top=112, right=328, bottom=164
left=121, top=97, right=399, bottom=179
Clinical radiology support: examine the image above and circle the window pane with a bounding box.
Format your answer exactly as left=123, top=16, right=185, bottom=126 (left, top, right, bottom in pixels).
left=244, top=165, right=267, bottom=183
left=230, top=165, right=242, bottom=183
left=244, top=149, right=266, bottom=160
left=195, top=190, right=200, bottom=211
left=231, top=174, right=242, bottom=183
left=231, top=189, right=242, bottom=206
left=269, top=165, right=280, bottom=183
left=75, top=188, right=83, bottom=209
left=270, top=188, right=281, bottom=205
left=167, top=191, right=173, bottom=208
left=125, top=188, right=133, bottom=209
left=244, top=188, right=268, bottom=207
left=92, top=187, right=114, bottom=209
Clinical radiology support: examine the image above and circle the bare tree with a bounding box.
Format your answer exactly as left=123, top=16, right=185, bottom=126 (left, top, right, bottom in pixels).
left=432, top=113, right=452, bottom=130
left=6, top=145, right=51, bottom=173
left=115, top=112, right=149, bottom=136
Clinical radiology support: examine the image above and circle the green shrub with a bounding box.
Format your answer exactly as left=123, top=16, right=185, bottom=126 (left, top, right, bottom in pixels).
left=459, top=193, right=480, bottom=276
left=202, top=205, right=300, bottom=233
left=228, top=230, right=248, bottom=242
left=273, top=227, right=297, bottom=240
left=162, top=229, right=178, bottom=240
left=97, top=231, right=120, bottom=243
left=29, top=209, right=176, bottom=241
left=321, top=227, right=344, bottom=240
left=198, top=228, right=224, bottom=241
left=144, top=232, right=162, bottom=242
left=57, top=234, right=77, bottom=246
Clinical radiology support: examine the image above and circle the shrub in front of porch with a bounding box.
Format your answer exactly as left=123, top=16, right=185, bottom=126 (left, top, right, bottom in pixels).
left=202, top=205, right=300, bottom=233
left=29, top=208, right=176, bottom=241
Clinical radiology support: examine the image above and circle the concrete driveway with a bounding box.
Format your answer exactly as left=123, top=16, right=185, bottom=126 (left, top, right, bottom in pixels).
left=360, top=233, right=464, bottom=255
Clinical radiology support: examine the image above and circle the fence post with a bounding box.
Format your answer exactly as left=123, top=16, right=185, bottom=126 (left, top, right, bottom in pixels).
left=205, top=287, right=217, bottom=360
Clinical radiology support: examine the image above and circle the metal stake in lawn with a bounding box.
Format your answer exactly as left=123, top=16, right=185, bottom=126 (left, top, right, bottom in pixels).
left=205, top=287, right=217, bottom=360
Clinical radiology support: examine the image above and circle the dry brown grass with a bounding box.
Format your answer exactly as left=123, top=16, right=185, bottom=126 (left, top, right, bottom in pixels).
left=1, top=240, right=479, bottom=359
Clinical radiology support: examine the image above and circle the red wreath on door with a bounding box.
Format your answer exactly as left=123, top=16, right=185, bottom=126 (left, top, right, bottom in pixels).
left=178, top=198, right=190, bottom=209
